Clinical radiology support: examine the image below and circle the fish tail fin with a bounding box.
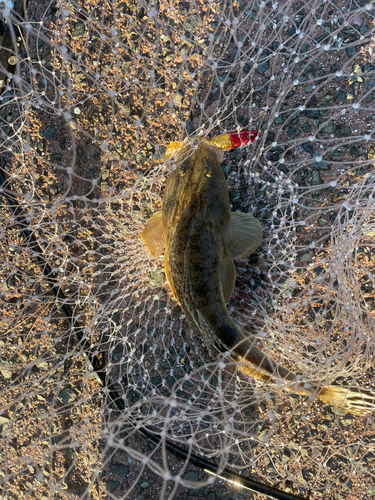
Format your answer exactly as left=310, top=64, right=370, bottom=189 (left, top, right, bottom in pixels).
left=317, top=385, right=375, bottom=416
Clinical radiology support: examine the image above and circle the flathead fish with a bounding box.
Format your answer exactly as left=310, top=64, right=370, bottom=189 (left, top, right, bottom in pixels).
left=141, top=135, right=375, bottom=416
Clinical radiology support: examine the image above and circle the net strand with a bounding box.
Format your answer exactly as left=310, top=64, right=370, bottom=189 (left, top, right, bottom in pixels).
left=0, top=165, right=306, bottom=500
left=1, top=0, right=375, bottom=499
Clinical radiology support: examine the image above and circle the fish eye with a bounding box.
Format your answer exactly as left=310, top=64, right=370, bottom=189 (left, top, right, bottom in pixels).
left=180, top=164, right=188, bottom=176
left=205, top=167, right=212, bottom=177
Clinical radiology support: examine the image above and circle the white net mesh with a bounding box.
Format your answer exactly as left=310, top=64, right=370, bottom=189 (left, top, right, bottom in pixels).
left=1, top=0, right=375, bottom=498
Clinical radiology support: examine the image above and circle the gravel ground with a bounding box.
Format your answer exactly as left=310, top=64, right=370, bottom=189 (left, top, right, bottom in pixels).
left=1, top=0, right=375, bottom=499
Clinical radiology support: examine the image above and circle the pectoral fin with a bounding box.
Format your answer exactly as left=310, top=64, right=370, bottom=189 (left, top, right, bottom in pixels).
left=140, top=211, right=167, bottom=259
left=221, top=251, right=236, bottom=304
left=222, top=212, right=263, bottom=260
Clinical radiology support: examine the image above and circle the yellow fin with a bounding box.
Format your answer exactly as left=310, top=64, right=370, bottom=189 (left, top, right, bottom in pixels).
left=222, top=212, right=263, bottom=260
left=140, top=211, right=167, bottom=259
left=318, top=385, right=375, bottom=416
left=164, top=255, right=180, bottom=304
left=220, top=251, right=236, bottom=304
left=237, top=356, right=275, bottom=384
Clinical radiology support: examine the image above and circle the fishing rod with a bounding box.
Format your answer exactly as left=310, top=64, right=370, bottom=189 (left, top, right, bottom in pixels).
left=0, top=166, right=308, bottom=500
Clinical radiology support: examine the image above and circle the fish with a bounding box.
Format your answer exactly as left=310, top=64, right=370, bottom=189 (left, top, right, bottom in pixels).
left=140, top=134, right=375, bottom=417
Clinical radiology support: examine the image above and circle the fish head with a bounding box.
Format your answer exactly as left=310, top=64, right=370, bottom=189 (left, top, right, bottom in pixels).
left=162, top=139, right=230, bottom=230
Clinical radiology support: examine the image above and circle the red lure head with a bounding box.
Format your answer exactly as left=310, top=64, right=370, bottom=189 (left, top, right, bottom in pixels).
left=228, top=130, right=258, bottom=149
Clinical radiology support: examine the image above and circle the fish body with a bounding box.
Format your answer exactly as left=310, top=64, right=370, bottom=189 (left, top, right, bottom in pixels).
left=162, top=140, right=291, bottom=382
left=141, top=138, right=375, bottom=416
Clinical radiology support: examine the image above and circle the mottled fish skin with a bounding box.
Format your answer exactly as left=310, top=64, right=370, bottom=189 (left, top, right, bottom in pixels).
left=162, top=140, right=294, bottom=383
left=140, top=138, right=375, bottom=416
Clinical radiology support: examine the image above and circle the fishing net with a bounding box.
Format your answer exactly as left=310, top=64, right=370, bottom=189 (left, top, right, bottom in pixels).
left=1, top=0, right=375, bottom=498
